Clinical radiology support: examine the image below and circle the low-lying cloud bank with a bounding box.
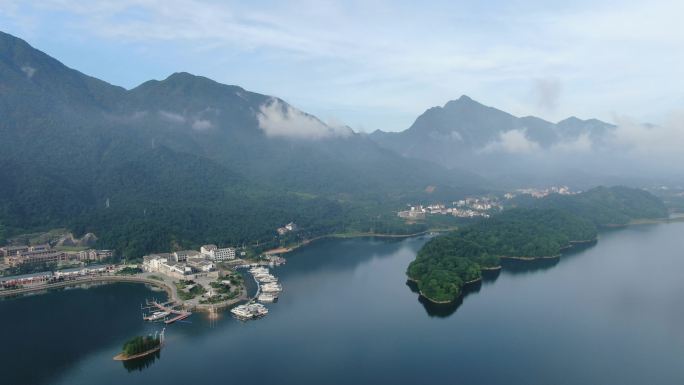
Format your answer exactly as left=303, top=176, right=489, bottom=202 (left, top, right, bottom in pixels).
left=476, top=109, right=684, bottom=178
left=257, top=99, right=352, bottom=140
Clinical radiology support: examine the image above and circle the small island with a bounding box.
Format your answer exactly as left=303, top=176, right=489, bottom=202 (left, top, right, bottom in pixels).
left=407, top=186, right=669, bottom=304
left=113, top=332, right=164, bottom=361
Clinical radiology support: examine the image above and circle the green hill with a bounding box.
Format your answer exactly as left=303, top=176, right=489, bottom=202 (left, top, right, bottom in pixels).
left=0, top=31, right=485, bottom=257
left=407, top=186, right=667, bottom=303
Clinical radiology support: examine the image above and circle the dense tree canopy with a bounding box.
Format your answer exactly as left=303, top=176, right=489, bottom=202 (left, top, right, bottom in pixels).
left=408, top=187, right=667, bottom=303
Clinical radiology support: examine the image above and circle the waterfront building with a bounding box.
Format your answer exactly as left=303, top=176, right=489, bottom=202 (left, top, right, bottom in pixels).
left=0, top=271, right=53, bottom=288
left=187, top=259, right=215, bottom=272
left=173, top=250, right=200, bottom=262
left=54, top=264, right=111, bottom=279
left=0, top=245, right=29, bottom=257
left=200, top=244, right=217, bottom=255
left=210, top=247, right=236, bottom=262
left=142, top=255, right=168, bottom=272
left=5, top=251, right=68, bottom=267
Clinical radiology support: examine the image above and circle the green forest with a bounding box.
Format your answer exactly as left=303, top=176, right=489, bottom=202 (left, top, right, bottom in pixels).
left=407, top=186, right=668, bottom=303
left=0, top=31, right=482, bottom=259
left=122, top=335, right=161, bottom=357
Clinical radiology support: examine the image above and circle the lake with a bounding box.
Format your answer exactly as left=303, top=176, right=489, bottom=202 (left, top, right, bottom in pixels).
left=2, top=222, right=684, bottom=385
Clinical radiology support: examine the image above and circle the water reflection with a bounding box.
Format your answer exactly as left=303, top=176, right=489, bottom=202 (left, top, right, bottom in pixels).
left=500, top=257, right=560, bottom=275
left=122, top=350, right=161, bottom=372
left=407, top=279, right=483, bottom=318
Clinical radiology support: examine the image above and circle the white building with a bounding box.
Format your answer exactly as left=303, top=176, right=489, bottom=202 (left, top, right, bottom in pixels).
left=188, top=259, right=215, bottom=272
left=200, top=244, right=217, bottom=255
left=142, top=255, right=168, bottom=272
left=173, top=250, right=200, bottom=262
left=210, top=247, right=236, bottom=262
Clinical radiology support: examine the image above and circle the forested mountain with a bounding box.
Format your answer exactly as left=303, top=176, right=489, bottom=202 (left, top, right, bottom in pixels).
left=0, top=31, right=486, bottom=257
left=407, top=186, right=668, bottom=303
left=509, top=186, right=669, bottom=226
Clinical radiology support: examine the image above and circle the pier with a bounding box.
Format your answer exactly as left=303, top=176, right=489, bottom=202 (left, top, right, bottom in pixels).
left=144, top=300, right=192, bottom=325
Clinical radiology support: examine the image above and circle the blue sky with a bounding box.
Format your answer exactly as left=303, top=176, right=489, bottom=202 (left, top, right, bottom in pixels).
left=1, top=0, right=682, bottom=132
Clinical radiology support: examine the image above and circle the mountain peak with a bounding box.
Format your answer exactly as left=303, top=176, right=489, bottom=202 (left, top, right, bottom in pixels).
left=444, top=95, right=478, bottom=108
left=558, top=116, right=583, bottom=124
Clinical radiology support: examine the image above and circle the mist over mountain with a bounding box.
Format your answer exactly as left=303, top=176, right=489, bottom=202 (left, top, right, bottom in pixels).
left=0, top=31, right=488, bottom=255
left=370, top=96, right=683, bottom=188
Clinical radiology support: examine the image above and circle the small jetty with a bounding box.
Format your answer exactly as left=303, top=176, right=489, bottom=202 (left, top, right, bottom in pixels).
left=142, top=299, right=192, bottom=325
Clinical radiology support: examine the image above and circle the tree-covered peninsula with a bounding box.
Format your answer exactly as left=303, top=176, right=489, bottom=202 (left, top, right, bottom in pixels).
left=407, top=186, right=668, bottom=303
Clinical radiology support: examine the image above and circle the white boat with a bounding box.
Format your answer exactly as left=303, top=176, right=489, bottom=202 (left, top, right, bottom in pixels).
left=261, top=283, right=282, bottom=293
left=231, top=303, right=269, bottom=319
left=256, top=274, right=278, bottom=283
left=249, top=267, right=269, bottom=275
left=144, top=311, right=170, bottom=321
left=248, top=303, right=269, bottom=316
left=257, top=293, right=278, bottom=303
left=230, top=305, right=253, bottom=319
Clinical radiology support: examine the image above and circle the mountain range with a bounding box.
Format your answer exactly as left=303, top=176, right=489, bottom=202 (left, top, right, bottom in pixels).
left=0, top=30, right=666, bottom=257
left=369, top=95, right=619, bottom=184
left=0, top=31, right=485, bottom=256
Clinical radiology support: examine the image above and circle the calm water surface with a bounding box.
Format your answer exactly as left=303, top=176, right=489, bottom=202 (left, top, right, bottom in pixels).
left=2, top=222, right=684, bottom=385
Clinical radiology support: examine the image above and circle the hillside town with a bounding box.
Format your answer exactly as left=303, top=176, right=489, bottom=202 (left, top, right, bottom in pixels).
left=398, top=186, right=578, bottom=220
left=399, top=197, right=504, bottom=220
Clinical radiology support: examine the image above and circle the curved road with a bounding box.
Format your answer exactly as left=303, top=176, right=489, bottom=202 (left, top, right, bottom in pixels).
left=0, top=275, right=178, bottom=301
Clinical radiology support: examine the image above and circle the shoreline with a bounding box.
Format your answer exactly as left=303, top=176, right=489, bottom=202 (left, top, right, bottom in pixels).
left=0, top=272, right=249, bottom=314
left=0, top=275, right=177, bottom=300
left=264, top=228, right=447, bottom=256
left=603, top=215, right=684, bottom=228
left=407, top=276, right=483, bottom=305
left=113, top=346, right=161, bottom=361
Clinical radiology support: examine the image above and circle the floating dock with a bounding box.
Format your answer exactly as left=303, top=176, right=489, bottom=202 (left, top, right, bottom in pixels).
left=143, top=299, right=192, bottom=324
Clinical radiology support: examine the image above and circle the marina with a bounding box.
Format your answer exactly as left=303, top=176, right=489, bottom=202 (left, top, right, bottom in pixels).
left=227, top=265, right=284, bottom=321
left=4, top=231, right=684, bottom=385
left=142, top=300, right=192, bottom=325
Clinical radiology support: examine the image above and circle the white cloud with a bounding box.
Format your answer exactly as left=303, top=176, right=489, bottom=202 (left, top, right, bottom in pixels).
left=257, top=98, right=351, bottom=140
left=21, top=65, right=36, bottom=78
left=610, top=111, right=684, bottom=157
left=550, top=132, right=592, bottom=153
left=481, top=129, right=540, bottom=154
left=191, top=119, right=213, bottom=131
left=158, top=110, right=186, bottom=123
left=531, top=77, right=561, bottom=112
